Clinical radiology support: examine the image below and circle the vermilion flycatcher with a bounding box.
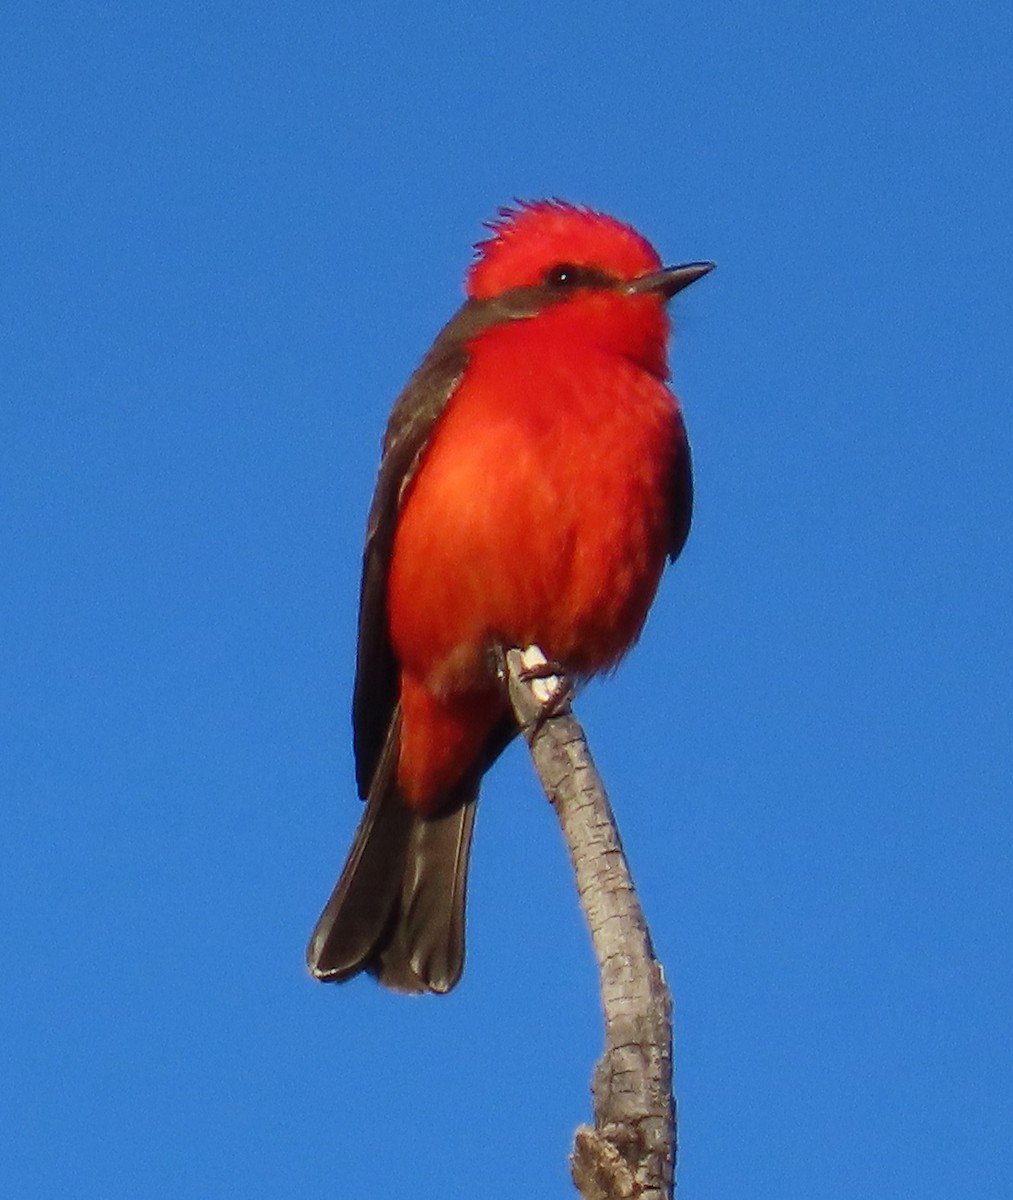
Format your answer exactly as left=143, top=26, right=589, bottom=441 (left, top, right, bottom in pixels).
left=308, top=200, right=712, bottom=993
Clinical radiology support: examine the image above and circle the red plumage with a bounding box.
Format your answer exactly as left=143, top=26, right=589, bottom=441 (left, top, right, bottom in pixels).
left=308, top=201, right=711, bottom=992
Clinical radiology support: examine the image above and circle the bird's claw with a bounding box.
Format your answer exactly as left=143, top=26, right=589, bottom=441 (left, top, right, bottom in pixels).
left=516, top=645, right=573, bottom=717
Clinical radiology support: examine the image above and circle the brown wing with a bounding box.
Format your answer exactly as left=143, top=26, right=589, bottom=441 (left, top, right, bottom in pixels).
left=668, top=408, right=693, bottom=563
left=352, top=290, right=550, bottom=798
left=352, top=338, right=467, bottom=797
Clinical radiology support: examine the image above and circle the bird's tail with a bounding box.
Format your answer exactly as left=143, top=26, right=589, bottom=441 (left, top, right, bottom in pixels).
left=306, top=713, right=477, bottom=994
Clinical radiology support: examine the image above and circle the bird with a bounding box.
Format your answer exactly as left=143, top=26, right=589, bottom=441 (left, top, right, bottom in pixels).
left=307, top=199, right=712, bottom=993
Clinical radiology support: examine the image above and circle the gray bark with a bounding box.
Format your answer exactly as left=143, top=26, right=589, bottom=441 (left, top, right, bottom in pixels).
left=504, top=647, right=676, bottom=1200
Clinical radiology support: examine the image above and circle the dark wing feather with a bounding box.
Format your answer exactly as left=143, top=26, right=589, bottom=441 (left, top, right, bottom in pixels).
left=352, top=291, right=548, bottom=798
left=351, top=340, right=467, bottom=797
left=667, top=409, right=693, bottom=563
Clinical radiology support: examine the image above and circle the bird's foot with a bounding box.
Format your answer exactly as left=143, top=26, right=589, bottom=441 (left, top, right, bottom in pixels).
left=514, top=645, right=573, bottom=718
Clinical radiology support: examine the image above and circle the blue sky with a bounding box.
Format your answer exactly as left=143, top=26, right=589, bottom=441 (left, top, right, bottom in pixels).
left=3, top=4, right=1011, bottom=1197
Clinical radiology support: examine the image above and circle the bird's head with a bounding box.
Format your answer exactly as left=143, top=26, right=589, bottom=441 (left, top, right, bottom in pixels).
left=466, top=200, right=712, bottom=378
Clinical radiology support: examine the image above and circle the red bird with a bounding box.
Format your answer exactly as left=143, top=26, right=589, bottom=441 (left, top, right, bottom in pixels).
left=308, top=200, right=711, bottom=993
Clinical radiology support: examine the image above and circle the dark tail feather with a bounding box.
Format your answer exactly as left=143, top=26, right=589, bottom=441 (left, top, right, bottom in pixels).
left=372, top=797, right=476, bottom=993
left=306, top=715, right=478, bottom=995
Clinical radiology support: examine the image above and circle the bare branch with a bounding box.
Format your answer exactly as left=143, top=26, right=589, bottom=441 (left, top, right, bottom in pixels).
left=504, top=647, right=676, bottom=1200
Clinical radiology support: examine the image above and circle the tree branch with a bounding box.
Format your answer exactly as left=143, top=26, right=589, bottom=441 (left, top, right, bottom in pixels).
left=504, top=647, right=676, bottom=1200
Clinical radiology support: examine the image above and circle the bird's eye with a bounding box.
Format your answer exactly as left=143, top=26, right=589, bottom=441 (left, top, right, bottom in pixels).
left=544, top=262, right=581, bottom=288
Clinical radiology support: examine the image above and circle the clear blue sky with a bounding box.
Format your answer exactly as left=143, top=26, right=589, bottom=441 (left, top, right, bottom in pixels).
left=4, top=4, right=1011, bottom=1197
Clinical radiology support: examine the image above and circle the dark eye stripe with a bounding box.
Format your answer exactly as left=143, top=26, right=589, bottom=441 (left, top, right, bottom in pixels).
left=543, top=262, right=616, bottom=289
